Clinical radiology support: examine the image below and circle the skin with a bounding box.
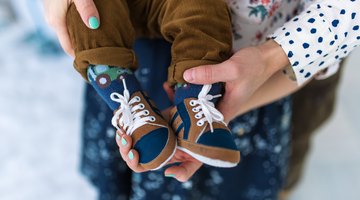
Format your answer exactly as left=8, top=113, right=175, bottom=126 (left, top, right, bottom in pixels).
left=43, top=0, right=100, bottom=57
left=183, top=40, right=294, bottom=122
left=43, top=0, right=300, bottom=182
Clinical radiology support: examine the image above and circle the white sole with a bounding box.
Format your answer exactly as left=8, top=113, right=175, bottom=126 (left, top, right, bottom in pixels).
left=177, top=146, right=238, bottom=168
left=151, top=142, right=178, bottom=171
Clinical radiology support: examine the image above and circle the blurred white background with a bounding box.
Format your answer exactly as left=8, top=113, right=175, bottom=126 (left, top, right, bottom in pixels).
left=0, top=1, right=359, bottom=200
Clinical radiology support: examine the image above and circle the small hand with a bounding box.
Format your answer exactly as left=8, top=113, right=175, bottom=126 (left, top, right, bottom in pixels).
left=43, top=0, right=100, bottom=56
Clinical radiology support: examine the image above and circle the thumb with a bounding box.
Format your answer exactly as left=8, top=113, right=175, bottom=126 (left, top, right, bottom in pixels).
left=164, top=161, right=202, bottom=182
left=183, top=60, right=238, bottom=85
left=73, top=0, right=100, bottom=29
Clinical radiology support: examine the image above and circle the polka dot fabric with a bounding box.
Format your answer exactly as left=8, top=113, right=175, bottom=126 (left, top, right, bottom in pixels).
left=270, top=0, right=360, bottom=85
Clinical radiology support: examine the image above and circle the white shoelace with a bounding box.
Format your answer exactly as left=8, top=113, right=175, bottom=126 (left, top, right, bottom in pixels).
left=111, top=79, right=155, bottom=135
left=190, top=84, right=225, bottom=132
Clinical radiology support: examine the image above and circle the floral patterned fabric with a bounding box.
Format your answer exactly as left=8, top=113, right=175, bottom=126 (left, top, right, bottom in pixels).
left=81, top=39, right=292, bottom=200
left=226, top=0, right=302, bottom=48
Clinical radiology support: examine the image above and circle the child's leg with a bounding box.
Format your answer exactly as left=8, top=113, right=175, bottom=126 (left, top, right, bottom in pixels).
left=159, top=0, right=231, bottom=106
left=66, top=0, right=138, bottom=110
left=66, top=0, right=176, bottom=170
left=162, top=0, right=232, bottom=86
left=67, top=0, right=137, bottom=80
left=128, top=0, right=232, bottom=85
left=128, top=0, right=240, bottom=167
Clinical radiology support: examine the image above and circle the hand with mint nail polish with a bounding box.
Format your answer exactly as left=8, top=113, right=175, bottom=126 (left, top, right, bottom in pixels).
left=116, top=130, right=203, bottom=181
left=116, top=132, right=147, bottom=173
left=43, top=0, right=100, bottom=56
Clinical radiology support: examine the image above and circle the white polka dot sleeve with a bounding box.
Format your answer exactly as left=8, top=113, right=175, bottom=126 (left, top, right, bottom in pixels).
left=269, top=0, right=360, bottom=86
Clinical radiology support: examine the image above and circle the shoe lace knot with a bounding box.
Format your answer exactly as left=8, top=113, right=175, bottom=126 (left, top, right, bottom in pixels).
left=190, top=84, right=225, bottom=132
left=111, top=79, right=155, bottom=135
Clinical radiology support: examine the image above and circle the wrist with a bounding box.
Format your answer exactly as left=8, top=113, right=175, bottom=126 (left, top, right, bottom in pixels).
left=258, top=39, right=290, bottom=77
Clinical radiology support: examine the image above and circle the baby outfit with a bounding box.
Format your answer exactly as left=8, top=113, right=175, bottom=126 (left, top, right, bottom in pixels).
left=66, top=0, right=240, bottom=170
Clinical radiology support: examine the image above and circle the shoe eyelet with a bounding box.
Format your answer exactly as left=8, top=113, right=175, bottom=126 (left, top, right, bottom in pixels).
left=144, top=110, right=149, bottom=115
left=196, top=121, right=204, bottom=126
left=190, top=100, right=196, bottom=106
left=195, top=114, right=201, bottom=119
left=134, top=96, right=141, bottom=102
left=192, top=108, right=198, bottom=112
left=139, top=103, right=145, bottom=109
left=150, top=116, right=156, bottom=122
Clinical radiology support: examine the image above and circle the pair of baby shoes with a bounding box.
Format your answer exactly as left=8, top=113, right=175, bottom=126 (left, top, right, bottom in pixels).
left=110, top=78, right=240, bottom=170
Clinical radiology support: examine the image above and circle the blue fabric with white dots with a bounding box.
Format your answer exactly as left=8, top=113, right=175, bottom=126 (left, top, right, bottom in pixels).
left=270, top=0, right=360, bottom=85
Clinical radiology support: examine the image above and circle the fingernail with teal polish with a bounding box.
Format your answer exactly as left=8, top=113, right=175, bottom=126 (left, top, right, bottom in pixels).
left=88, top=16, right=99, bottom=29
left=128, top=151, right=134, bottom=160
left=121, top=137, right=127, bottom=146
left=116, top=134, right=121, bottom=141
left=165, top=174, right=176, bottom=178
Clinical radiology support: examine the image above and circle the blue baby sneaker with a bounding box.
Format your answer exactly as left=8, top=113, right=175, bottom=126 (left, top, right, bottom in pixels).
left=88, top=65, right=176, bottom=170
left=171, top=84, right=240, bottom=167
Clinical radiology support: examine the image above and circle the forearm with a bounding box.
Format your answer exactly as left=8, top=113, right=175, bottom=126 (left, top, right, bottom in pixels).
left=234, top=40, right=300, bottom=115
left=238, top=39, right=296, bottom=114
left=258, top=39, right=291, bottom=78
left=236, top=69, right=301, bottom=116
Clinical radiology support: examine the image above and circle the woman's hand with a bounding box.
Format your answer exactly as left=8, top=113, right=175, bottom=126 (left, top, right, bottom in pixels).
left=183, top=39, right=291, bottom=122
left=43, top=0, right=100, bottom=56
left=114, top=90, right=203, bottom=182
left=115, top=129, right=202, bottom=182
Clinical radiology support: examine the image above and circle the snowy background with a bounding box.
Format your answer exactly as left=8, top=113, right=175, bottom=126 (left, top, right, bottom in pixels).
left=0, top=1, right=360, bottom=200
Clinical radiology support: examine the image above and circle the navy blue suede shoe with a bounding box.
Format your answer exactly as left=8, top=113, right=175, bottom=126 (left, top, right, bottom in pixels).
left=110, top=78, right=177, bottom=170
left=88, top=65, right=176, bottom=170
left=170, top=84, right=240, bottom=167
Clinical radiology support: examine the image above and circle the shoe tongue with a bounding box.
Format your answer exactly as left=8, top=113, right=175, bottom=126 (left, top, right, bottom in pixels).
left=119, top=73, right=142, bottom=94
left=87, top=65, right=143, bottom=111
left=204, top=121, right=226, bottom=133
left=107, top=74, right=142, bottom=110
left=174, top=83, right=223, bottom=105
